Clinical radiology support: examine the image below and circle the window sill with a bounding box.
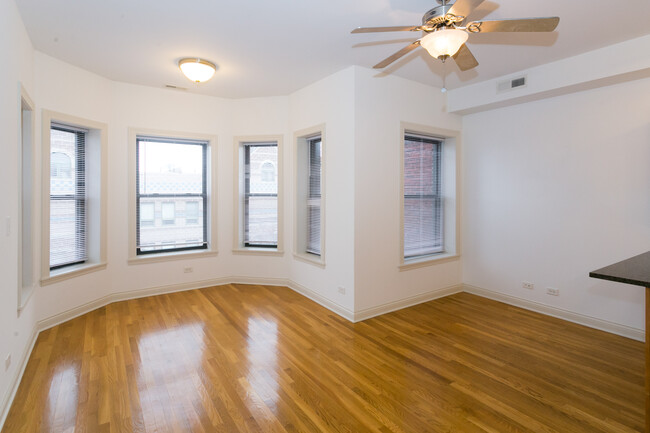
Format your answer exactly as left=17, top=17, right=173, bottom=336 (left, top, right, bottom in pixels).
left=232, top=248, right=284, bottom=257
left=41, top=262, right=107, bottom=286
left=128, top=249, right=218, bottom=265
left=293, top=252, right=326, bottom=268
left=18, top=284, right=36, bottom=311
left=399, top=252, right=460, bottom=271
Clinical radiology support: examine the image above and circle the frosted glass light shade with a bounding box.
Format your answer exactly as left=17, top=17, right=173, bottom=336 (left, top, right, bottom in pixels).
left=178, top=58, right=216, bottom=83
left=420, top=28, right=468, bottom=58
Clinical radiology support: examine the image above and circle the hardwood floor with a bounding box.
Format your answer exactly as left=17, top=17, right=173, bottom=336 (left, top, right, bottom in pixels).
left=2, top=285, right=644, bottom=432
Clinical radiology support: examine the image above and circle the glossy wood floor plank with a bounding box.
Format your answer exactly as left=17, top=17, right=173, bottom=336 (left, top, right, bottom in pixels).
left=3, top=286, right=644, bottom=432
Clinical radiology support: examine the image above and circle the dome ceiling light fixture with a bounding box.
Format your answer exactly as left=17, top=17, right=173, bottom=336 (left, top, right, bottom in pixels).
left=178, top=58, right=216, bottom=83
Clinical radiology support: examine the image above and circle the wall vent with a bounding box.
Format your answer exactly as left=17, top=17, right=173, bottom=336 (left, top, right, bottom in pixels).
left=165, top=84, right=187, bottom=91
left=497, top=75, right=527, bottom=93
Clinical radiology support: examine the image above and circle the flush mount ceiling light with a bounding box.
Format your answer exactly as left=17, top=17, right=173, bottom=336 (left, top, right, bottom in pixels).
left=419, top=27, right=468, bottom=59
left=178, top=58, right=216, bottom=83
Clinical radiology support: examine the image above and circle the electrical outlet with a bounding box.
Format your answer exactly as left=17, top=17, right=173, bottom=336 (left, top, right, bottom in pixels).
left=183, top=267, right=193, bottom=274
left=546, top=287, right=560, bottom=296
left=522, top=282, right=534, bottom=290
left=5, top=354, right=11, bottom=371
left=338, top=286, right=346, bottom=295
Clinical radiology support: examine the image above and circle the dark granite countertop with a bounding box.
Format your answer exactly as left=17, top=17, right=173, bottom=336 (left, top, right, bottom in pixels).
left=590, top=251, right=650, bottom=287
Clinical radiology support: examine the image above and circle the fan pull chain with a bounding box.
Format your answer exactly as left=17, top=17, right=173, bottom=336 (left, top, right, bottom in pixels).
left=441, top=60, right=447, bottom=93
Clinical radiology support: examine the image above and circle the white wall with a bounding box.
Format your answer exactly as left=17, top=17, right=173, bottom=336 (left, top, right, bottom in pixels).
left=0, top=0, right=35, bottom=422
left=288, top=67, right=356, bottom=313
left=353, top=67, right=463, bottom=313
left=462, top=77, right=650, bottom=331
left=32, top=53, right=114, bottom=321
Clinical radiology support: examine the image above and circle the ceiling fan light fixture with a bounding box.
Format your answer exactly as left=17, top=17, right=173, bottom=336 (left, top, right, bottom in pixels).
left=420, top=28, right=468, bottom=59
left=178, top=58, right=216, bottom=83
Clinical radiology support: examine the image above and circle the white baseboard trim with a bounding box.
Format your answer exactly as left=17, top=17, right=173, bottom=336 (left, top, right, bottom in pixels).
left=286, top=280, right=355, bottom=321
left=0, top=325, right=39, bottom=430
left=354, top=284, right=464, bottom=322
left=463, top=284, right=644, bottom=342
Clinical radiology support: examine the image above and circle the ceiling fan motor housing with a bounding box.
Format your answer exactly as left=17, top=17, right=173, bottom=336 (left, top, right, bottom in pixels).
left=422, top=5, right=454, bottom=30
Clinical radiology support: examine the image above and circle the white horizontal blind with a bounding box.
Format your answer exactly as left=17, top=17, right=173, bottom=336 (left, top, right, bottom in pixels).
left=50, top=125, right=87, bottom=269
left=243, top=142, right=278, bottom=247
left=307, top=137, right=322, bottom=255
left=136, top=136, right=208, bottom=254
left=404, top=134, right=443, bottom=259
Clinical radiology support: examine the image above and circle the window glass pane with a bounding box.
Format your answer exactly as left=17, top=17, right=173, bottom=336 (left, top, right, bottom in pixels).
left=307, top=138, right=321, bottom=255
left=138, top=141, right=203, bottom=195
left=244, top=143, right=278, bottom=247
left=247, top=145, right=277, bottom=194
left=404, top=135, right=442, bottom=259
left=245, top=196, right=278, bottom=245
left=136, top=137, right=207, bottom=254
left=50, top=127, right=86, bottom=268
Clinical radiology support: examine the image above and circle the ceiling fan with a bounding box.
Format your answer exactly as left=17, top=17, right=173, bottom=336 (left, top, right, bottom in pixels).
left=351, top=0, right=559, bottom=71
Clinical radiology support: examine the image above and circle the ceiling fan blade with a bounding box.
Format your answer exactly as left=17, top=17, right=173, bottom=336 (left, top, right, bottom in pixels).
left=452, top=44, right=479, bottom=71
left=373, top=40, right=421, bottom=69
left=468, top=17, right=559, bottom=33
left=447, top=0, right=486, bottom=21
left=351, top=26, right=421, bottom=34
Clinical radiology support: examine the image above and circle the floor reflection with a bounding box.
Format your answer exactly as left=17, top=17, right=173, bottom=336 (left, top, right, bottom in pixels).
left=245, top=316, right=279, bottom=414
left=46, top=364, right=79, bottom=432
left=135, top=323, right=206, bottom=429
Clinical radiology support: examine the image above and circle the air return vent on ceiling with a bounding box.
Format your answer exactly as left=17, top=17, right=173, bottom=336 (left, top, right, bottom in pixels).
left=497, top=75, right=527, bottom=93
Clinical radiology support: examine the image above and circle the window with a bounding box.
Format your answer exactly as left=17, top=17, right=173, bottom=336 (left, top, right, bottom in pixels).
left=161, top=202, right=176, bottom=225
left=49, top=125, right=87, bottom=270
left=136, top=136, right=207, bottom=255
left=403, top=133, right=443, bottom=259
left=294, top=127, right=325, bottom=265
left=243, top=142, right=278, bottom=248
left=140, top=202, right=155, bottom=226
left=307, top=137, right=322, bottom=255
left=50, top=152, right=72, bottom=178
left=18, top=86, right=35, bottom=308
left=185, top=201, right=199, bottom=224
left=261, top=162, right=276, bottom=182
left=41, top=111, right=107, bottom=284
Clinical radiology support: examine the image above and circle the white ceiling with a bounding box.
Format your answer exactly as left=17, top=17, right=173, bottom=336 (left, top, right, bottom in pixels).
left=15, top=0, right=650, bottom=99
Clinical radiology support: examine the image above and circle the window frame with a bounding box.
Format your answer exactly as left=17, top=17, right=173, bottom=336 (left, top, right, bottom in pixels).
left=399, top=123, right=461, bottom=271
left=49, top=124, right=88, bottom=270
left=18, top=84, right=35, bottom=309
left=244, top=142, right=278, bottom=249
left=293, top=125, right=326, bottom=268
left=232, top=135, right=284, bottom=255
left=128, top=128, right=218, bottom=264
left=306, top=136, right=322, bottom=256
left=40, top=110, right=108, bottom=285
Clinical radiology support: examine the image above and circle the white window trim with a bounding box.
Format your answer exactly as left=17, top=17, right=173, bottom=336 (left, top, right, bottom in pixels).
left=398, top=122, right=461, bottom=271
left=18, top=84, right=36, bottom=309
left=232, top=135, right=284, bottom=255
left=293, top=125, right=326, bottom=268
left=40, top=110, right=108, bottom=285
left=128, top=128, right=218, bottom=265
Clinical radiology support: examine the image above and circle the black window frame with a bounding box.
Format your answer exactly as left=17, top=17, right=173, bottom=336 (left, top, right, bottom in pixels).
left=306, top=136, right=322, bottom=256
left=403, top=133, right=443, bottom=260
left=136, top=136, right=208, bottom=255
left=243, top=142, right=278, bottom=248
left=49, top=124, right=87, bottom=270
